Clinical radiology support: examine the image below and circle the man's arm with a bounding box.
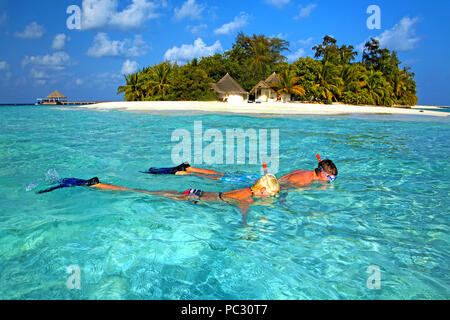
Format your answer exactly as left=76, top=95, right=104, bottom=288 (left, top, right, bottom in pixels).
left=186, top=166, right=225, bottom=176
left=175, top=171, right=222, bottom=180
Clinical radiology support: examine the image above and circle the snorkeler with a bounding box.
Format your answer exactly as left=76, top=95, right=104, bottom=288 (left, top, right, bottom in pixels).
left=277, top=154, right=338, bottom=188
left=142, top=154, right=338, bottom=189
left=132, top=173, right=280, bottom=205
left=37, top=174, right=281, bottom=222
left=38, top=174, right=279, bottom=201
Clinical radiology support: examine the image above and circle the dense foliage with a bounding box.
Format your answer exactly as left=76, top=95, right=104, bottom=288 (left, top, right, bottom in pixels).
left=117, top=34, right=418, bottom=106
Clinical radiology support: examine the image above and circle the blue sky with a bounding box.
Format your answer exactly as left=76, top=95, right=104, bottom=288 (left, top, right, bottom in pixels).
left=0, top=0, right=449, bottom=105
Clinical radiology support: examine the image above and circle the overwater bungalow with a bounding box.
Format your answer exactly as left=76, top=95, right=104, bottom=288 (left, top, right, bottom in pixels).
left=35, top=91, right=68, bottom=105
left=212, top=73, right=249, bottom=103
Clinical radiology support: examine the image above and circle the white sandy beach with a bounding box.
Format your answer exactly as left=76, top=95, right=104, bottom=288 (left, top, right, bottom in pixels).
left=75, top=101, right=449, bottom=117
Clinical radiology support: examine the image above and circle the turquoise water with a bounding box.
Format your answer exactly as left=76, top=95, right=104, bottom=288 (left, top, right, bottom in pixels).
left=0, top=105, right=449, bottom=300
left=416, top=107, right=450, bottom=113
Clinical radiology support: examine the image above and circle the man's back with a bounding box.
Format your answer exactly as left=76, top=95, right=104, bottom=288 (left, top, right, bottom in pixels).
left=278, top=169, right=316, bottom=188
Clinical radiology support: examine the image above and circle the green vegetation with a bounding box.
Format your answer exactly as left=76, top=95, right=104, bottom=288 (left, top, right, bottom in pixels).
left=117, top=34, right=418, bottom=106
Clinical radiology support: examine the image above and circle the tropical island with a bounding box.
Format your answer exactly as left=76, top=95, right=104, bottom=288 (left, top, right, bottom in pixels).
left=116, top=34, right=418, bottom=107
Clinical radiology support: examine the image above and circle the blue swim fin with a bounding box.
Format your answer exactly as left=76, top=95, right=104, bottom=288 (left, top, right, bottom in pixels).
left=37, top=177, right=100, bottom=194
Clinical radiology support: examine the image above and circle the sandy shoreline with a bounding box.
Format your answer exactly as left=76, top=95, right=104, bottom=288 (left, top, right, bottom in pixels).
left=74, top=101, right=449, bottom=117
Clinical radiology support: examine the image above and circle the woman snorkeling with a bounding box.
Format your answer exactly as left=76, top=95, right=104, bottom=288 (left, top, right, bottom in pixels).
left=37, top=174, right=281, bottom=223
left=130, top=173, right=280, bottom=205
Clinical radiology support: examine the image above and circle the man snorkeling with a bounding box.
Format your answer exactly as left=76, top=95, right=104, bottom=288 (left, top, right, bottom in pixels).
left=143, top=154, right=338, bottom=189
left=278, top=155, right=338, bottom=188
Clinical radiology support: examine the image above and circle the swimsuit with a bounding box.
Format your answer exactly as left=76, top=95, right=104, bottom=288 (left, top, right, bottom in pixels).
left=182, top=190, right=229, bottom=203
left=182, top=189, right=204, bottom=198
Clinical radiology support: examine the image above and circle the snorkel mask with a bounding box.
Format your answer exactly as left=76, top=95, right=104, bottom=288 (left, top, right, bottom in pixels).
left=316, top=154, right=336, bottom=182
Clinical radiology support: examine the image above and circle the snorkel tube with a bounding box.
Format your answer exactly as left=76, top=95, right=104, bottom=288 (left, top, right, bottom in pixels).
left=263, top=162, right=268, bottom=175
left=316, top=153, right=322, bottom=163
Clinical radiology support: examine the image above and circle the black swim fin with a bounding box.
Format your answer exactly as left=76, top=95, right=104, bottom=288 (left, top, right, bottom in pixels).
left=141, top=162, right=191, bottom=175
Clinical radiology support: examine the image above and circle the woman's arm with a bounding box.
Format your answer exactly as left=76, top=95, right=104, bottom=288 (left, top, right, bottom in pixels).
left=90, top=183, right=135, bottom=192
left=90, top=183, right=189, bottom=200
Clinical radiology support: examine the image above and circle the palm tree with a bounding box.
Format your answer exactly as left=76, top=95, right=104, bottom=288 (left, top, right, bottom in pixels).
left=364, top=70, right=389, bottom=105
left=117, top=73, right=143, bottom=101
left=249, top=36, right=272, bottom=75
left=341, top=64, right=367, bottom=91
left=313, top=61, right=344, bottom=103
left=391, top=70, right=409, bottom=102
left=270, top=69, right=305, bottom=101
left=339, top=45, right=358, bottom=64
left=145, top=63, right=172, bottom=100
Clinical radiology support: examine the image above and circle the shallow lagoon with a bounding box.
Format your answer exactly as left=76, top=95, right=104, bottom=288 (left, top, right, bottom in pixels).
left=0, top=105, right=448, bottom=299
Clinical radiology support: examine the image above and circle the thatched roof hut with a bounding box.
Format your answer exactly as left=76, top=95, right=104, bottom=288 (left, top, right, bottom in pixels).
left=250, top=80, right=272, bottom=94
left=212, top=73, right=248, bottom=95
left=46, top=91, right=67, bottom=99
left=249, top=72, right=293, bottom=102
left=264, top=72, right=281, bottom=86
left=250, top=73, right=281, bottom=94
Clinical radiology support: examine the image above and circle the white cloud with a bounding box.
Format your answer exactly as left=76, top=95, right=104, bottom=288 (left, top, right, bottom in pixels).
left=92, top=72, right=123, bottom=88
left=270, top=32, right=288, bottom=39
left=187, top=24, right=208, bottom=35
left=164, top=38, right=222, bottom=64
left=87, top=33, right=148, bottom=58
left=81, top=0, right=163, bottom=31
left=214, top=12, right=250, bottom=36
left=14, top=22, right=45, bottom=39
left=52, top=34, right=69, bottom=51
left=297, top=37, right=313, bottom=47
left=174, top=0, right=204, bottom=21
left=0, top=61, right=9, bottom=70
left=121, top=60, right=139, bottom=74
left=295, top=4, right=317, bottom=20
left=0, top=61, right=12, bottom=83
left=22, top=52, right=72, bottom=85
left=22, top=52, right=71, bottom=71
left=285, top=37, right=314, bottom=61
left=287, top=48, right=306, bottom=62
left=265, top=0, right=290, bottom=8
left=30, top=69, right=51, bottom=85
left=376, top=17, right=420, bottom=51
left=357, top=17, right=421, bottom=53
left=73, top=72, right=123, bottom=89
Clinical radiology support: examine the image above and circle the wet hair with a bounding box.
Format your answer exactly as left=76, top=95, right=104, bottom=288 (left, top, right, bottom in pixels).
left=252, top=174, right=280, bottom=195
left=315, top=159, right=338, bottom=176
